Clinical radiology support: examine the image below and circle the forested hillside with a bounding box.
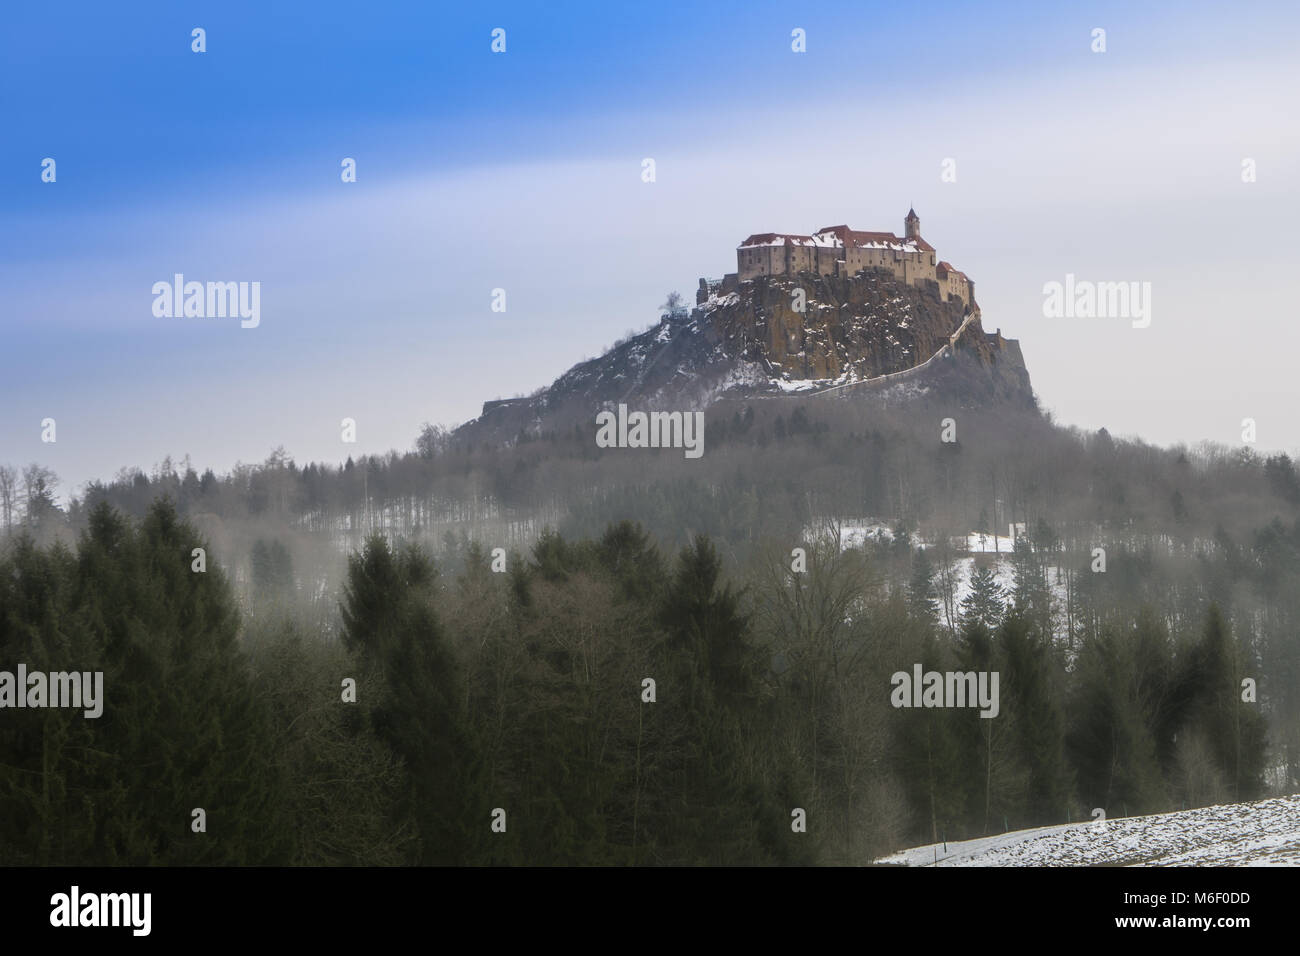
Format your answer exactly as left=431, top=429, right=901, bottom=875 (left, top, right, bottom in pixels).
left=2, top=391, right=1298, bottom=862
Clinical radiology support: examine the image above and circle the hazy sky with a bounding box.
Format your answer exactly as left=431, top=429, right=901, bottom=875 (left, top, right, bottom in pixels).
left=3, top=0, right=1299, bottom=499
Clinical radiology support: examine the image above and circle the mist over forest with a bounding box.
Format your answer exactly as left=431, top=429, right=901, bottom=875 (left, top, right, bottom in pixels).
left=3, top=392, right=1297, bottom=863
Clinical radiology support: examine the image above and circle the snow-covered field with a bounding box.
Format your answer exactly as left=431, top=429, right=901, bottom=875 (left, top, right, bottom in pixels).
left=878, top=794, right=1300, bottom=866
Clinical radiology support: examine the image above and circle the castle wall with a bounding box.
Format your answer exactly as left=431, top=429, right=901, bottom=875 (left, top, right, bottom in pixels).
left=905, top=252, right=937, bottom=284
left=738, top=246, right=773, bottom=280
left=787, top=245, right=814, bottom=274
left=814, top=246, right=838, bottom=276
left=939, top=271, right=970, bottom=308
left=945, top=273, right=969, bottom=305
left=738, top=242, right=823, bottom=279
left=844, top=245, right=891, bottom=276
left=765, top=246, right=785, bottom=278
left=739, top=245, right=946, bottom=289
left=736, top=219, right=957, bottom=296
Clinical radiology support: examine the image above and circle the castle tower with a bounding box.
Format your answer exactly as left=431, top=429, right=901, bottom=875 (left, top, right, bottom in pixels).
left=904, top=207, right=920, bottom=240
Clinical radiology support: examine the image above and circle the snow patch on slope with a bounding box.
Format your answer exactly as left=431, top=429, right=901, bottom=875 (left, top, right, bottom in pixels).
left=878, top=794, right=1300, bottom=866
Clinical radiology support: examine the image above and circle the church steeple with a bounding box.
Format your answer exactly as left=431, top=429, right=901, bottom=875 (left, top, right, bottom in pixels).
left=904, top=206, right=920, bottom=240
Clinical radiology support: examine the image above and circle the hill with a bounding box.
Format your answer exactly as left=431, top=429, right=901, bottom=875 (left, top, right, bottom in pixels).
left=459, top=270, right=1034, bottom=445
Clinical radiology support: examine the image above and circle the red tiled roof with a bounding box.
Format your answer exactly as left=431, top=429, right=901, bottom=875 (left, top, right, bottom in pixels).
left=850, top=230, right=902, bottom=244
left=814, top=225, right=898, bottom=244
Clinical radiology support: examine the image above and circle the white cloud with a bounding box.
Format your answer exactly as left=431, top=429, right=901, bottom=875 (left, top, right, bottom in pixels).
left=4, top=51, right=1298, bottom=493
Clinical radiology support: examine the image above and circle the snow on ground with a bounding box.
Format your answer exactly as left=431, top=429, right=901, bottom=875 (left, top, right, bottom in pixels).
left=965, top=531, right=1017, bottom=553
left=837, top=522, right=906, bottom=548
left=817, top=519, right=1074, bottom=642
left=948, top=553, right=1019, bottom=613
left=769, top=367, right=864, bottom=393
left=878, top=794, right=1300, bottom=866
left=832, top=523, right=1019, bottom=555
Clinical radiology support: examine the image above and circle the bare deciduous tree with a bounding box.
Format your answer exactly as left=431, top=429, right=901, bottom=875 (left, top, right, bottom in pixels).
left=0, top=464, right=16, bottom=532
left=659, top=291, right=685, bottom=314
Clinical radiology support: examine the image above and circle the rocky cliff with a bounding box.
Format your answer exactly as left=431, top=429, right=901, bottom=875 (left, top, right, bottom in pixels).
left=458, top=270, right=1033, bottom=444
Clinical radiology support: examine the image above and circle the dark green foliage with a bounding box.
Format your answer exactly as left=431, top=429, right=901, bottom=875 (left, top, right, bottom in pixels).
left=648, top=536, right=778, bottom=863
left=0, top=503, right=1287, bottom=865
left=998, top=613, right=1072, bottom=827
left=1067, top=624, right=1168, bottom=816
left=891, top=633, right=965, bottom=844
left=1169, top=604, right=1268, bottom=804
left=0, top=500, right=286, bottom=864
left=339, top=535, right=478, bottom=864
left=1010, top=535, right=1052, bottom=636
left=660, top=535, right=756, bottom=708
left=906, top=548, right=939, bottom=622
left=960, top=562, right=1006, bottom=630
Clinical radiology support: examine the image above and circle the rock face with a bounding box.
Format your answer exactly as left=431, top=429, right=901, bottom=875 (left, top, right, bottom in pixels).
left=712, top=271, right=989, bottom=384
left=458, top=271, right=1033, bottom=444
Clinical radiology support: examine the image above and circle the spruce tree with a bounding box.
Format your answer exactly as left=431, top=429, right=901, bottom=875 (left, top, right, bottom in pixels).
left=1011, top=536, right=1053, bottom=637
left=2, top=500, right=288, bottom=865
left=998, top=613, right=1072, bottom=827
left=1068, top=627, right=1167, bottom=816
left=1177, top=604, right=1267, bottom=803
left=653, top=535, right=774, bottom=863
left=892, top=633, right=965, bottom=844
left=961, top=562, right=1006, bottom=631
left=907, top=548, right=939, bottom=623
left=95, top=500, right=286, bottom=864
left=339, top=534, right=477, bottom=863
left=0, top=534, right=90, bottom=863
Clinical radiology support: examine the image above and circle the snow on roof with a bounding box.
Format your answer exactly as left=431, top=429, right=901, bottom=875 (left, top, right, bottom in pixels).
left=813, top=225, right=929, bottom=254
left=739, top=221, right=944, bottom=261
left=737, top=232, right=839, bottom=248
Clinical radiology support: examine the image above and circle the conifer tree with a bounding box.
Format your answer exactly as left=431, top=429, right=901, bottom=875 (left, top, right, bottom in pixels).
left=1011, top=536, right=1053, bottom=637
left=954, top=617, right=1020, bottom=835
left=892, top=633, right=965, bottom=844
left=960, top=562, right=1006, bottom=631
left=1175, top=604, right=1267, bottom=804
left=339, top=534, right=476, bottom=863
left=0, top=501, right=288, bottom=864
left=1068, top=627, right=1167, bottom=816
left=0, top=534, right=90, bottom=863
left=998, top=613, right=1072, bottom=826
left=93, top=500, right=286, bottom=864
left=652, top=535, right=776, bottom=863
left=907, top=548, right=939, bottom=623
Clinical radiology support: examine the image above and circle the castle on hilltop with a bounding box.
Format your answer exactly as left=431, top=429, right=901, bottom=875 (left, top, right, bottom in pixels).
left=708, top=208, right=974, bottom=313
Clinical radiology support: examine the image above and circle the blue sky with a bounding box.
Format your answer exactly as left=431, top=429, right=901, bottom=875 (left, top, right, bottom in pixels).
left=3, top=0, right=1299, bottom=497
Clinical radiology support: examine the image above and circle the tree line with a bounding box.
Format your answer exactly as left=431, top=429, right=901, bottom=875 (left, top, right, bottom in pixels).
left=0, top=499, right=1272, bottom=865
